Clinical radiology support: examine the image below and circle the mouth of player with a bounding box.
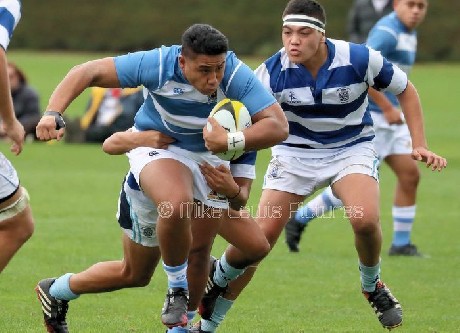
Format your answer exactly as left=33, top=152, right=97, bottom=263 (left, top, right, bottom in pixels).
left=289, top=49, right=301, bottom=57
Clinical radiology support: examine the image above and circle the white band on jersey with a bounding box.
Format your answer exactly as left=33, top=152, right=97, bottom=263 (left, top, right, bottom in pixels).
left=227, top=131, right=245, bottom=152
left=282, top=14, right=325, bottom=33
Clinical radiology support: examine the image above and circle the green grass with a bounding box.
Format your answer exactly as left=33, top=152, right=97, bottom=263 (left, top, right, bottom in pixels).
left=0, top=52, right=459, bottom=332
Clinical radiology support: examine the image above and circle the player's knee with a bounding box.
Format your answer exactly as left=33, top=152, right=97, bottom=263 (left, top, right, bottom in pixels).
left=349, top=214, right=379, bottom=236
left=124, top=271, right=152, bottom=287
left=399, top=168, right=420, bottom=190
left=244, top=238, right=270, bottom=263
left=15, top=217, right=34, bottom=244
left=164, top=198, right=193, bottom=223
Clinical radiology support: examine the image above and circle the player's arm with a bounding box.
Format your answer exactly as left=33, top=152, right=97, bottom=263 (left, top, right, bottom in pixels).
left=368, top=88, right=404, bottom=124
left=242, top=62, right=289, bottom=151
left=0, top=47, right=24, bottom=155
left=199, top=162, right=252, bottom=210
left=397, top=81, right=447, bottom=171
left=102, top=129, right=175, bottom=155
left=36, top=57, right=120, bottom=141
left=244, top=103, right=289, bottom=151
left=203, top=102, right=288, bottom=154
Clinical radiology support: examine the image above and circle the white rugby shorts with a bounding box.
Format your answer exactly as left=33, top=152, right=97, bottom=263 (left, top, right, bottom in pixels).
left=127, top=145, right=229, bottom=209
left=0, top=153, right=20, bottom=201
left=371, top=112, right=412, bottom=160
left=263, top=142, right=379, bottom=196
left=117, top=178, right=159, bottom=247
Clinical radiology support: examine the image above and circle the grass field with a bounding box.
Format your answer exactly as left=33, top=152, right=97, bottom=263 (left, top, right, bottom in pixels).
left=1, top=51, right=459, bottom=332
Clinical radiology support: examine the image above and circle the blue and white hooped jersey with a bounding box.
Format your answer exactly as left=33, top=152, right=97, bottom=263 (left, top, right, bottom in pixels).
left=0, top=0, right=21, bottom=50
left=114, top=46, right=276, bottom=152
left=367, top=12, right=417, bottom=112
left=255, top=38, right=408, bottom=158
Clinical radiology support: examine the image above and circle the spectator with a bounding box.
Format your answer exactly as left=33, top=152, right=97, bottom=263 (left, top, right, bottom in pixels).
left=65, top=87, right=144, bottom=143
left=347, top=0, right=393, bottom=43
left=0, top=62, right=41, bottom=140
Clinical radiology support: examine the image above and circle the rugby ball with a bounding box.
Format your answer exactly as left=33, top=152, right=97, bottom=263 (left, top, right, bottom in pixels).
left=207, top=98, right=252, bottom=161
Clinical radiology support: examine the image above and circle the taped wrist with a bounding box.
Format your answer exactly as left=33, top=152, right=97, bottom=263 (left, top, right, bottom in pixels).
left=227, top=131, right=245, bottom=151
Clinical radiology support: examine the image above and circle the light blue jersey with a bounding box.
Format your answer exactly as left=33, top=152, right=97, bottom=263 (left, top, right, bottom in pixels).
left=0, top=0, right=21, bottom=50
left=367, top=12, right=417, bottom=112
left=255, top=39, right=408, bottom=158
left=114, top=46, right=276, bottom=152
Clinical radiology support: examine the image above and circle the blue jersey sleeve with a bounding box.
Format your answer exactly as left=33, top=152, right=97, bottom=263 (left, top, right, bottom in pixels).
left=224, top=53, right=277, bottom=117
left=114, top=50, right=162, bottom=90
left=367, top=26, right=397, bottom=58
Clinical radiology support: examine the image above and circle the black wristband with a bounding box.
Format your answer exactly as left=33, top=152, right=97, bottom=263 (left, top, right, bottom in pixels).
left=44, top=111, right=66, bottom=130
left=227, top=185, right=241, bottom=200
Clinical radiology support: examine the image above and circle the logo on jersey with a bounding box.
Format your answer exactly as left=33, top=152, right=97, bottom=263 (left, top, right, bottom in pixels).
left=287, top=91, right=301, bottom=105
left=337, top=87, right=351, bottom=103
left=173, top=87, right=185, bottom=95
left=148, top=150, right=159, bottom=156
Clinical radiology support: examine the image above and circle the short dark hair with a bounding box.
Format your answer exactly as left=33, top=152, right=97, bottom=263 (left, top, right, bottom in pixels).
left=181, top=24, right=228, bottom=59
left=283, top=0, right=326, bottom=26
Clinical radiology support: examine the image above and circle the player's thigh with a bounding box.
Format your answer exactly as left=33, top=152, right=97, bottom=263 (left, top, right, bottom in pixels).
left=140, top=158, right=194, bottom=205
left=332, top=174, right=379, bottom=225
left=256, top=189, right=304, bottom=245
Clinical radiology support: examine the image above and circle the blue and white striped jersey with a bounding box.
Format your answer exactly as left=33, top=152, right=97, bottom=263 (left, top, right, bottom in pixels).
left=367, top=12, right=417, bottom=112
left=0, top=0, right=21, bottom=50
left=114, top=46, right=276, bottom=152
left=255, top=38, right=408, bottom=158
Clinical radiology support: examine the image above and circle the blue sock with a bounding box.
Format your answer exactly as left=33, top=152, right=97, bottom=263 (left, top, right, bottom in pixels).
left=359, top=261, right=381, bottom=292
left=392, top=205, right=416, bottom=246
left=201, top=296, right=234, bottom=332
left=186, top=311, right=196, bottom=329
left=295, top=186, right=342, bottom=225
left=49, top=273, right=80, bottom=301
left=213, top=254, right=245, bottom=288
left=163, top=261, right=188, bottom=289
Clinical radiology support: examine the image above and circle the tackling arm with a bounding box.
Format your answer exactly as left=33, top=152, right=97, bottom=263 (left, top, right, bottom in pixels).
left=102, top=129, right=175, bottom=155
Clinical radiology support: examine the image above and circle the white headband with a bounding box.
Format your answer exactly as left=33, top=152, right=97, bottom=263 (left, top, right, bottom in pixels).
left=282, top=14, right=325, bottom=33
